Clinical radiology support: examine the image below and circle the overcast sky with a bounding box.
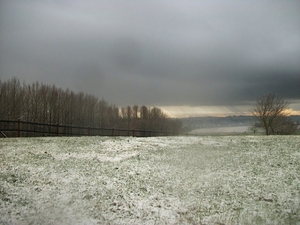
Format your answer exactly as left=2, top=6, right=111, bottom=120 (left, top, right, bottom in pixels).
left=1, top=0, right=300, bottom=117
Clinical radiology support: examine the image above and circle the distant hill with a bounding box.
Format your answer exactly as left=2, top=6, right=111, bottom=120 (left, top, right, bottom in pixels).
left=189, top=126, right=250, bottom=135
left=181, top=115, right=300, bottom=133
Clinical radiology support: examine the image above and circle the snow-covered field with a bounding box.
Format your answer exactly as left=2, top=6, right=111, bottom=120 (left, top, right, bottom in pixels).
left=0, top=135, right=299, bottom=225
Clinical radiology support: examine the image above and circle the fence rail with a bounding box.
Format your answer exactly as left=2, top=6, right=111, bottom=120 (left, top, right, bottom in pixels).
left=0, top=119, right=177, bottom=138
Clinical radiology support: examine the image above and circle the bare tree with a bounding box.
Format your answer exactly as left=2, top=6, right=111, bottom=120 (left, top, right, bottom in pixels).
left=132, top=105, right=139, bottom=119
left=96, top=99, right=109, bottom=127
left=140, top=105, right=149, bottom=120
left=252, top=93, right=293, bottom=135
left=272, top=116, right=297, bottom=135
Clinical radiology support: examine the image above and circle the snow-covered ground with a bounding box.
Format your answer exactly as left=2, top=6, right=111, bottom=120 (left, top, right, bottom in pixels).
left=0, top=135, right=299, bottom=225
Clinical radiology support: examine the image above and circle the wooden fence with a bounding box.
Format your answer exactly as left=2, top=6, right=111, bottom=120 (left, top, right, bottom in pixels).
left=0, top=119, right=177, bottom=138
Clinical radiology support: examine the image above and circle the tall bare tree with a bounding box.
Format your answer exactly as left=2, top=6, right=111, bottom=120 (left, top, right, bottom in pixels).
left=252, top=93, right=293, bottom=135
left=132, top=105, right=139, bottom=119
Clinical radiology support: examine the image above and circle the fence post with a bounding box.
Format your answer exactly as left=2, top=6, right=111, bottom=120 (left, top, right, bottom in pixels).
left=112, top=127, right=114, bottom=136
left=17, top=118, right=20, bottom=137
left=132, top=128, right=135, bottom=137
left=56, top=122, right=59, bottom=136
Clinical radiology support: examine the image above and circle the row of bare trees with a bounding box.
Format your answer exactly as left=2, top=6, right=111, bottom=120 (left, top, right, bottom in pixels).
left=0, top=78, right=182, bottom=133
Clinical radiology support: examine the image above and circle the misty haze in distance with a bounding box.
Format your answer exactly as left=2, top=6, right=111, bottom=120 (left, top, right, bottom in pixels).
left=0, top=0, right=300, bottom=117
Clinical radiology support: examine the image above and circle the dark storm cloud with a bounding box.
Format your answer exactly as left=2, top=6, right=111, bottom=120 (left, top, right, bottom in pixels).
left=1, top=0, right=300, bottom=113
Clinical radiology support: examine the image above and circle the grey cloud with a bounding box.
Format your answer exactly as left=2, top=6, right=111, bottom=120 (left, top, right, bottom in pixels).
left=0, top=0, right=300, bottom=114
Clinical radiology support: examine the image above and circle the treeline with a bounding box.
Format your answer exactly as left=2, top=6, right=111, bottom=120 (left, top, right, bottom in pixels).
left=0, top=78, right=182, bottom=133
